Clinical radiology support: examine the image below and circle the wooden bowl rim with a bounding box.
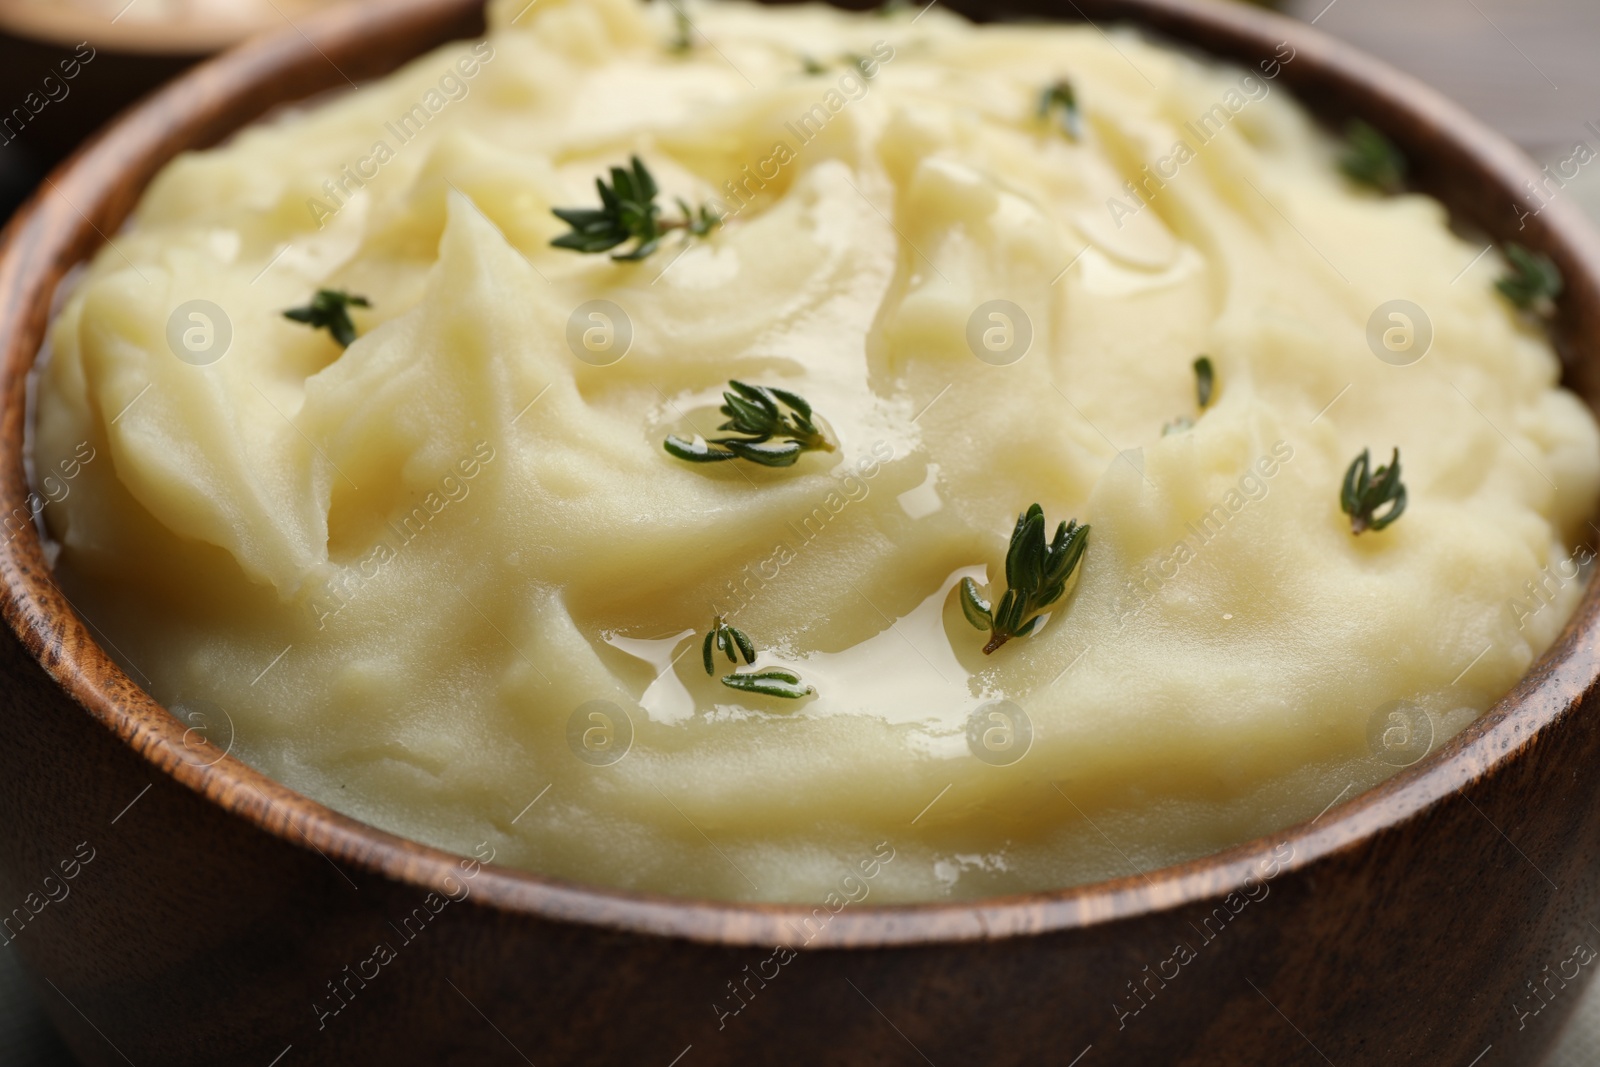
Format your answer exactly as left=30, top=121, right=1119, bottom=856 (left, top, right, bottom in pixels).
left=2, top=0, right=1597, bottom=950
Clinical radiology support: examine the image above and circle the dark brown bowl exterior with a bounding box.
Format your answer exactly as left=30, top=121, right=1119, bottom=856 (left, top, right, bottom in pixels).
left=0, top=2, right=282, bottom=198
left=1, top=0, right=1598, bottom=1064
left=0, top=32, right=193, bottom=180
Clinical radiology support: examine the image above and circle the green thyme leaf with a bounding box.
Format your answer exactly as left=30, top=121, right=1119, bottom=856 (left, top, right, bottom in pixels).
left=680, top=198, right=720, bottom=237
left=958, top=577, right=993, bottom=629
left=283, top=289, right=370, bottom=348
left=551, top=155, right=721, bottom=261
left=1496, top=242, right=1564, bottom=314
left=664, top=434, right=739, bottom=463
left=767, top=386, right=812, bottom=420
left=723, top=439, right=805, bottom=466
left=1340, top=447, right=1407, bottom=534
left=701, top=615, right=756, bottom=675
left=664, top=380, right=833, bottom=468
left=1036, top=79, right=1081, bottom=141
left=721, top=668, right=815, bottom=699
left=1194, top=355, right=1215, bottom=409
left=1340, top=119, right=1406, bottom=193
left=1163, top=356, right=1216, bottom=435
left=964, top=505, right=1089, bottom=654
left=1007, top=507, right=1045, bottom=591
left=804, top=52, right=881, bottom=77
left=667, top=6, right=693, bottom=53
left=848, top=53, right=887, bottom=81
left=729, top=625, right=756, bottom=663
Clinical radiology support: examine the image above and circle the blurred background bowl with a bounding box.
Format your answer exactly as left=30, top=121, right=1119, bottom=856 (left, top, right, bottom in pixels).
left=0, top=0, right=361, bottom=207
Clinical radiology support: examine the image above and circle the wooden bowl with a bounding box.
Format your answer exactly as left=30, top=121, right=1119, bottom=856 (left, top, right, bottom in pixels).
left=1, top=0, right=1598, bottom=1064
left=0, top=0, right=358, bottom=196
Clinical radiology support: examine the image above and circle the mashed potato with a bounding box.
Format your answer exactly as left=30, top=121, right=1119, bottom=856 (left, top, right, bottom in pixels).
left=32, top=0, right=1600, bottom=902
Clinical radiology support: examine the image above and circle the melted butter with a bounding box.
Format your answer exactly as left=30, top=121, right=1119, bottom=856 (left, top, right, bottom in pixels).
left=782, top=564, right=980, bottom=732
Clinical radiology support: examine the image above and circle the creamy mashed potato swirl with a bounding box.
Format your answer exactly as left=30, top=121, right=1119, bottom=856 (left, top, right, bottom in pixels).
left=33, top=0, right=1600, bottom=902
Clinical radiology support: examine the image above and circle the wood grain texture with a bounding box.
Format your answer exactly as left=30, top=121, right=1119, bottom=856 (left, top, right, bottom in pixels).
left=0, top=0, right=1597, bottom=1063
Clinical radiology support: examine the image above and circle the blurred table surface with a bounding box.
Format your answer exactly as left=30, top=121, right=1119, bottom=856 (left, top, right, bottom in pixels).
left=2, top=0, right=1599, bottom=1063
left=1284, top=0, right=1600, bottom=154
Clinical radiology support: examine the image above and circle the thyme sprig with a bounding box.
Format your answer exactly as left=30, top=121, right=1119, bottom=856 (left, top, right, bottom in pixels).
left=1340, top=119, right=1406, bottom=193
left=550, top=156, right=721, bottom=261
left=702, top=615, right=756, bottom=675
left=722, top=668, right=815, bottom=699
left=283, top=289, right=370, bottom=348
left=665, top=381, right=833, bottom=467
left=1341, top=447, right=1406, bottom=534
left=960, top=505, right=1089, bottom=654
left=1037, top=79, right=1081, bottom=141
left=802, top=53, right=883, bottom=79
left=700, top=615, right=813, bottom=698
left=1496, top=242, right=1564, bottom=315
